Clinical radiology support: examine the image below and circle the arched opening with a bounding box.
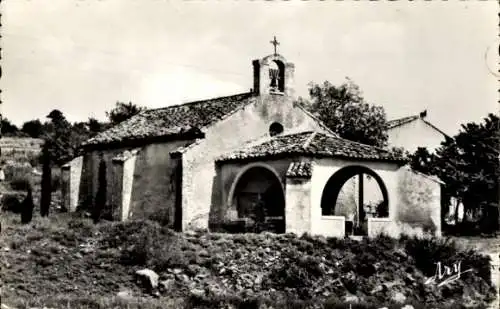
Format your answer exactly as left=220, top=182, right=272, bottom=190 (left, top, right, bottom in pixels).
left=269, top=122, right=284, bottom=137
left=229, top=165, right=285, bottom=233
left=269, top=60, right=285, bottom=93
left=321, top=166, right=389, bottom=236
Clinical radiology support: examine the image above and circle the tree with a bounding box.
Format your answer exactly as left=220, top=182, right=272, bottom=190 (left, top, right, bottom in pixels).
left=106, top=101, right=145, bottom=125
left=410, top=114, right=500, bottom=234
left=87, top=117, right=106, bottom=136
left=299, top=78, right=388, bottom=147
left=21, top=119, right=43, bottom=138
left=40, top=141, right=52, bottom=217
left=43, top=109, right=74, bottom=164
left=409, top=147, right=437, bottom=176
left=1, top=118, right=20, bottom=136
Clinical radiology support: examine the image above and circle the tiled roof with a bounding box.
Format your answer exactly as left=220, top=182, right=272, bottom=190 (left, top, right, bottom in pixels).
left=217, top=131, right=407, bottom=163
left=286, top=161, right=312, bottom=178
left=387, top=114, right=449, bottom=138
left=82, top=92, right=254, bottom=147
left=387, top=115, right=419, bottom=129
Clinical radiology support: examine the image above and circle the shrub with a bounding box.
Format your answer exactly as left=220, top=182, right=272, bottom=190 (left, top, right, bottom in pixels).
left=3, top=162, right=32, bottom=182
left=10, top=176, right=32, bottom=191
left=147, top=207, right=172, bottom=227
left=1, top=193, right=23, bottom=213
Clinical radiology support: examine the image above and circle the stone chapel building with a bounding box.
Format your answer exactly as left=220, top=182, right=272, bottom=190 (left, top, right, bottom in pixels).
left=61, top=50, right=442, bottom=238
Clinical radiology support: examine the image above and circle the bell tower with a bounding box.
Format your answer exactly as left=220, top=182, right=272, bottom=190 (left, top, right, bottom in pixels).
left=252, top=37, right=295, bottom=97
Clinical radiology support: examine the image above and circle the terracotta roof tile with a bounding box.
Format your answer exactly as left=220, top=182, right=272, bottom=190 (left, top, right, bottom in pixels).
left=286, top=161, right=312, bottom=178
left=217, top=131, right=406, bottom=163
left=83, top=92, right=254, bottom=147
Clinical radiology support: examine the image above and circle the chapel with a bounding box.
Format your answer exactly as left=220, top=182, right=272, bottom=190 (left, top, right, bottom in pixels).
left=61, top=40, right=442, bottom=238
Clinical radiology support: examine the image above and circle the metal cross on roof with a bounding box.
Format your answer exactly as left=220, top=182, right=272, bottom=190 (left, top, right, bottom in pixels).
left=270, top=36, right=280, bottom=55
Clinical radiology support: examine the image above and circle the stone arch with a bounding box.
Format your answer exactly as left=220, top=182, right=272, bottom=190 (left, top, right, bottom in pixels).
left=321, top=165, right=389, bottom=235
left=227, top=163, right=285, bottom=233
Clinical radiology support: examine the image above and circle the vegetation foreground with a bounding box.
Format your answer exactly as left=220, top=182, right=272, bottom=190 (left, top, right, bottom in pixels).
left=0, top=212, right=497, bottom=309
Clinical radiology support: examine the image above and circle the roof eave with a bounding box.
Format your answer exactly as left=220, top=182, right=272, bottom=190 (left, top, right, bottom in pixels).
left=216, top=152, right=407, bottom=165
left=81, top=131, right=204, bottom=152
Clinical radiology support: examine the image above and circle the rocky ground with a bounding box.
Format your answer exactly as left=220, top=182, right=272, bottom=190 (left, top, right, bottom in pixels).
left=0, top=212, right=497, bottom=309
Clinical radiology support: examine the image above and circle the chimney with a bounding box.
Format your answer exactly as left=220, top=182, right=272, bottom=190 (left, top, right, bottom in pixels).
left=419, top=110, right=427, bottom=119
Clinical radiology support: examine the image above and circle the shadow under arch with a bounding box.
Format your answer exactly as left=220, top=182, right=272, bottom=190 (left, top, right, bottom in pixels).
left=321, top=165, right=389, bottom=235
left=226, top=163, right=285, bottom=233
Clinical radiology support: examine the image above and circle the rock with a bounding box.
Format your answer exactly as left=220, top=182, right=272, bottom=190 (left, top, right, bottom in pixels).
left=198, top=249, right=210, bottom=257
left=135, top=269, right=159, bottom=291
left=116, top=289, right=133, bottom=300
left=172, top=268, right=183, bottom=274
left=190, top=288, right=205, bottom=297
left=186, top=264, right=202, bottom=276
left=159, top=279, right=176, bottom=292
left=254, top=274, right=263, bottom=286
left=343, top=293, right=359, bottom=303
left=370, top=285, right=384, bottom=294
left=394, top=248, right=408, bottom=259
left=401, top=306, right=414, bottom=309
left=391, top=292, right=406, bottom=304
left=383, top=280, right=399, bottom=289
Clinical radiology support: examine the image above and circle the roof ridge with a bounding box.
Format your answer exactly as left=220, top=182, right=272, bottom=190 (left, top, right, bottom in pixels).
left=314, top=131, right=393, bottom=153
left=387, top=114, right=419, bottom=123
left=294, top=103, right=339, bottom=137
left=145, top=92, right=253, bottom=112
left=302, top=131, right=318, bottom=149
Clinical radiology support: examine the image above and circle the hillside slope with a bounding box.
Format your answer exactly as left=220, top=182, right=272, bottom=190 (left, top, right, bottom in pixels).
left=0, top=212, right=496, bottom=309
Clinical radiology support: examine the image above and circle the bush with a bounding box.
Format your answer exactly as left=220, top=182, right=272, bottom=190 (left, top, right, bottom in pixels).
left=103, top=220, right=188, bottom=271
left=1, top=193, right=23, bottom=213
left=3, top=163, right=32, bottom=183
left=10, top=176, right=32, bottom=191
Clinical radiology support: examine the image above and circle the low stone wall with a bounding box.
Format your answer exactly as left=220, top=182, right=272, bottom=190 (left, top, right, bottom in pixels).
left=313, top=216, right=345, bottom=238
left=368, top=217, right=393, bottom=237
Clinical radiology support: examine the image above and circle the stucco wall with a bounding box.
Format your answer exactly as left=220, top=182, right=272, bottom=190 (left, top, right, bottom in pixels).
left=62, top=156, right=83, bottom=212
left=61, top=166, right=70, bottom=211
left=388, top=119, right=446, bottom=153
left=78, top=149, right=126, bottom=218
left=310, top=158, right=400, bottom=237
left=395, top=166, right=441, bottom=237
left=111, top=153, right=138, bottom=221
left=285, top=177, right=312, bottom=235
left=75, top=139, right=192, bottom=225
left=128, top=140, right=193, bottom=225
left=111, top=162, right=124, bottom=220
left=182, top=94, right=329, bottom=230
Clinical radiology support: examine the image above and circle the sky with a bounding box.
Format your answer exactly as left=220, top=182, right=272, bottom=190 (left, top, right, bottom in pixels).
left=1, top=0, right=498, bottom=136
